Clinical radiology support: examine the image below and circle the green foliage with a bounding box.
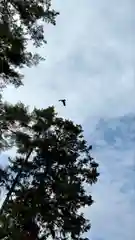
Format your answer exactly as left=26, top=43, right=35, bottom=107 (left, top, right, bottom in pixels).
left=0, top=0, right=59, bottom=88
left=0, top=105, right=99, bottom=240
left=0, top=101, right=30, bottom=151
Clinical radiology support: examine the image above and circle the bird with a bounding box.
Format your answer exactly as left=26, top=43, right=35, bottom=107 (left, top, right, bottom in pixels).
left=59, top=99, right=66, bottom=106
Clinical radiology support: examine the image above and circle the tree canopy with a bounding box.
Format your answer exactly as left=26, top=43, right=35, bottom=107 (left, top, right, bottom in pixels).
left=0, top=0, right=59, bottom=89
left=0, top=104, right=99, bottom=240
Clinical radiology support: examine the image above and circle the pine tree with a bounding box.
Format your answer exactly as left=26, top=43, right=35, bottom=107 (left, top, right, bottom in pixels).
left=0, top=105, right=99, bottom=240
left=0, top=101, right=30, bottom=151
left=0, top=0, right=59, bottom=89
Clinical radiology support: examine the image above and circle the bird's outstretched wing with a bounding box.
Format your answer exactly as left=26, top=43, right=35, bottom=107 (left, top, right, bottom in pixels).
left=59, top=99, right=66, bottom=106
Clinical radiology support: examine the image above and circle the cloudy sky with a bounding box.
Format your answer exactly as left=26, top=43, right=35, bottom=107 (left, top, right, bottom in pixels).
left=2, top=0, right=135, bottom=239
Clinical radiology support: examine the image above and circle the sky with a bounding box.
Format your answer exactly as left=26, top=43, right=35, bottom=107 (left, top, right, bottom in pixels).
left=1, top=0, right=135, bottom=239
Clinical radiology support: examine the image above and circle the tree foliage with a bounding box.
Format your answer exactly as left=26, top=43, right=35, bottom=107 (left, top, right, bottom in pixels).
left=0, top=104, right=99, bottom=240
left=0, top=0, right=59, bottom=89
left=0, top=101, right=30, bottom=151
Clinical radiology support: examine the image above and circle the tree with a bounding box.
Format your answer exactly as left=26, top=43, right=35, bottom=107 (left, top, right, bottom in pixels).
left=0, top=0, right=59, bottom=89
left=0, top=101, right=31, bottom=151
left=0, top=104, right=99, bottom=240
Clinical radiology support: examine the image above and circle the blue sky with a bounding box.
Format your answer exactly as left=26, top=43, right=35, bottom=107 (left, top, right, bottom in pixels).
left=1, top=0, right=135, bottom=239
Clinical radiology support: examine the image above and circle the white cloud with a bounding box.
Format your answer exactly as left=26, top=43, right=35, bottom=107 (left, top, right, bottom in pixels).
left=3, top=0, right=135, bottom=123
left=84, top=115, right=135, bottom=240
left=87, top=147, right=135, bottom=240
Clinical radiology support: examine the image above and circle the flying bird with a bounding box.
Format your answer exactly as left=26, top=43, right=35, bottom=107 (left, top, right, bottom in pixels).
left=59, top=99, right=66, bottom=106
